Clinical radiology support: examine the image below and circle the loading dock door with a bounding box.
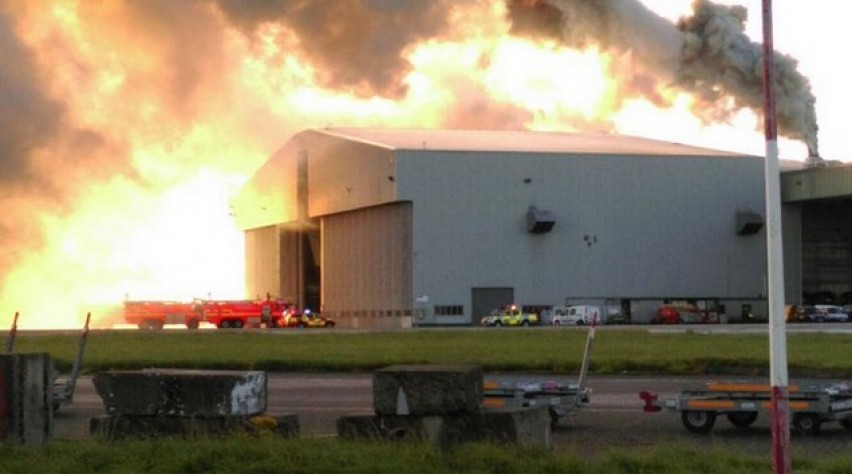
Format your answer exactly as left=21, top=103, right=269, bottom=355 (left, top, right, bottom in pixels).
left=472, top=287, right=514, bottom=325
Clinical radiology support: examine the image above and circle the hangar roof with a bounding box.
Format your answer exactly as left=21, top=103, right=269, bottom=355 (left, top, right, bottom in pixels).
left=315, top=127, right=750, bottom=157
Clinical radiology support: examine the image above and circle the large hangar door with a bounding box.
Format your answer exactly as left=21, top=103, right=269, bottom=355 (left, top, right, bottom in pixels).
left=472, top=287, right=514, bottom=324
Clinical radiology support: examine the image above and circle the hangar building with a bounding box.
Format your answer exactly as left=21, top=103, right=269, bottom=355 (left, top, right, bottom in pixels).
left=229, top=128, right=852, bottom=328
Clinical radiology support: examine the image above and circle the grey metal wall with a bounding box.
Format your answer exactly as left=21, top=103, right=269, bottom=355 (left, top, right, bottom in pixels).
left=396, top=151, right=768, bottom=324
left=321, top=202, right=413, bottom=328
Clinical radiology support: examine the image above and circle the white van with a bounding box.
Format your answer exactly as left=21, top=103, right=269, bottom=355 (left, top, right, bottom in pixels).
left=551, top=305, right=602, bottom=326
left=814, top=305, right=850, bottom=322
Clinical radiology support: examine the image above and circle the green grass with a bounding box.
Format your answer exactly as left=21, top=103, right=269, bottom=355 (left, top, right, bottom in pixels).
left=9, top=328, right=852, bottom=377
left=1, top=437, right=848, bottom=474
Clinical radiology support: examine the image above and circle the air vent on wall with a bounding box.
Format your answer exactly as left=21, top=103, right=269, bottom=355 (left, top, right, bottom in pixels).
left=527, top=206, right=555, bottom=234
left=736, top=211, right=764, bottom=235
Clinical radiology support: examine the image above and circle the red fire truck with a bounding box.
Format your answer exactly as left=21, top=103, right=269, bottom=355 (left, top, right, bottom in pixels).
left=200, top=298, right=294, bottom=329
left=123, top=301, right=203, bottom=330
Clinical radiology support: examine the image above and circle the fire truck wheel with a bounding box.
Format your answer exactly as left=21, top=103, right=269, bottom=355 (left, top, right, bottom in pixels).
left=186, top=319, right=200, bottom=330
left=726, top=411, right=758, bottom=428
left=681, top=410, right=716, bottom=434
left=219, top=320, right=230, bottom=329
left=233, top=320, right=244, bottom=329
left=792, top=413, right=821, bottom=436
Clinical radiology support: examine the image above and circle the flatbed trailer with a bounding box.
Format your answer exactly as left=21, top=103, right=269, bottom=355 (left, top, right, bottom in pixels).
left=640, top=380, right=852, bottom=435
left=482, top=378, right=589, bottom=429
left=482, top=314, right=598, bottom=428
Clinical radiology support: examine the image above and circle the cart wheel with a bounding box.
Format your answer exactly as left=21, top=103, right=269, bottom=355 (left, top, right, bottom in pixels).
left=792, top=413, right=821, bottom=436
left=681, top=410, right=716, bottom=434
left=726, top=412, right=758, bottom=428
left=521, top=320, right=530, bottom=327
left=494, top=321, right=502, bottom=327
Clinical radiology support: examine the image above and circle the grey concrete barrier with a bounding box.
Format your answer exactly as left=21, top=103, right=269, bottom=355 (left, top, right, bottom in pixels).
left=90, top=413, right=300, bottom=440
left=0, top=353, right=53, bottom=445
left=337, top=406, right=552, bottom=449
left=92, top=369, right=267, bottom=417
left=373, top=365, right=483, bottom=416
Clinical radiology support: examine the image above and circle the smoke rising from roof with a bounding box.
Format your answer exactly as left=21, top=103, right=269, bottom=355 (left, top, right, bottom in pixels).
left=507, top=0, right=819, bottom=157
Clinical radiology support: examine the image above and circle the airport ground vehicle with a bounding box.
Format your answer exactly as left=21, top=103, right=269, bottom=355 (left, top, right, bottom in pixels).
left=123, top=300, right=203, bottom=330
left=640, top=380, right=852, bottom=435
left=279, top=309, right=335, bottom=328
left=201, top=299, right=294, bottom=329
left=124, top=298, right=296, bottom=330
left=479, top=305, right=539, bottom=327
left=815, top=305, right=850, bottom=322
left=652, top=304, right=705, bottom=324
left=551, top=305, right=601, bottom=326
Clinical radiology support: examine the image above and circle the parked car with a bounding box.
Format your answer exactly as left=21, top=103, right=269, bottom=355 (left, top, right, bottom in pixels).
left=480, top=305, right=539, bottom=327
left=814, top=305, right=850, bottom=322
left=551, top=305, right=601, bottom=326
left=279, top=309, right=336, bottom=328
left=797, top=305, right=822, bottom=322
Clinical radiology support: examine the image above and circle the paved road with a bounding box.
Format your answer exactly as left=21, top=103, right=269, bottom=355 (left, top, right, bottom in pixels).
left=55, top=373, right=851, bottom=458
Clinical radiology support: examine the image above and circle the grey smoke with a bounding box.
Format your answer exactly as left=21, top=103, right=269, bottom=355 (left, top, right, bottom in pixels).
left=507, top=0, right=819, bottom=157
left=212, top=0, right=456, bottom=99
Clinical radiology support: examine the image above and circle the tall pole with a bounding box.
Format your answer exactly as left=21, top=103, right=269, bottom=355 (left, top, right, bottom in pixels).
left=761, top=1, right=791, bottom=473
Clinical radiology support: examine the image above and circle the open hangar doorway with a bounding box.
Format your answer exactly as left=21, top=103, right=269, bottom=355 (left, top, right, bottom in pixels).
left=471, top=287, right=514, bottom=325
left=801, top=198, right=852, bottom=305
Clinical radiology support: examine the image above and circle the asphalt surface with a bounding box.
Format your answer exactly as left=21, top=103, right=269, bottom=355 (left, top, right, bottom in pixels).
left=55, top=372, right=852, bottom=459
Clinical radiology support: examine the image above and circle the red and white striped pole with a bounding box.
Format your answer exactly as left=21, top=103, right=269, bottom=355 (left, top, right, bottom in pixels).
left=761, top=1, right=791, bottom=473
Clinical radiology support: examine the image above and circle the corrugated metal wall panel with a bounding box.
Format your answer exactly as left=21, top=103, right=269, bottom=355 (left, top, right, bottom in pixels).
left=781, top=165, right=852, bottom=202
left=321, top=203, right=412, bottom=326
left=244, top=226, right=280, bottom=299
left=278, top=228, right=301, bottom=303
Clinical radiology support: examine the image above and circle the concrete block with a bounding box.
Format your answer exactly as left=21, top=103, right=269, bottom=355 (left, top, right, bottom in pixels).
left=92, top=369, right=267, bottom=417
left=89, top=413, right=299, bottom=440
left=337, top=406, right=551, bottom=449
left=373, top=365, right=483, bottom=416
left=0, top=353, right=53, bottom=445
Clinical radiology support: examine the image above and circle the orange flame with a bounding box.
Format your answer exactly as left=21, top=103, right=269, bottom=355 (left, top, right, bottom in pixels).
left=0, top=1, right=812, bottom=329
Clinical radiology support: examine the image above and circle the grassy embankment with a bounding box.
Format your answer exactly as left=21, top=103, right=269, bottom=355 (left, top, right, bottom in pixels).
left=11, top=328, right=852, bottom=377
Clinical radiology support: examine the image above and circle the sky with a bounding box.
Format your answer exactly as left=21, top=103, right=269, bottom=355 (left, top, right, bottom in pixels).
left=0, top=0, right=846, bottom=328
